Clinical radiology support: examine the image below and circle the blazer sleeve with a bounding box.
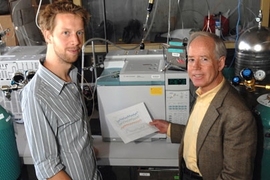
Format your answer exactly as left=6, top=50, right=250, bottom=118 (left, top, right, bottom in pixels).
left=170, top=123, right=186, bottom=143
left=218, top=110, right=257, bottom=180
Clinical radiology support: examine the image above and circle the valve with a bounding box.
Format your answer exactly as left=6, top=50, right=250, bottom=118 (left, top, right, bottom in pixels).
left=232, top=68, right=270, bottom=92
left=232, top=76, right=241, bottom=86
left=1, top=70, right=36, bottom=100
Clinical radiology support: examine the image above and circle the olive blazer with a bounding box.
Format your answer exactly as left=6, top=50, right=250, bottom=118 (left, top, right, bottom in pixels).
left=170, top=80, right=257, bottom=180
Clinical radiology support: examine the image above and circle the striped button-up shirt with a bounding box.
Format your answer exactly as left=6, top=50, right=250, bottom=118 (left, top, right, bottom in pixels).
left=20, top=59, right=99, bottom=180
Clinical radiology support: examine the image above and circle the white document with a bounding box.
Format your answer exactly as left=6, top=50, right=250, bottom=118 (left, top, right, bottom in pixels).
left=106, top=102, right=159, bottom=144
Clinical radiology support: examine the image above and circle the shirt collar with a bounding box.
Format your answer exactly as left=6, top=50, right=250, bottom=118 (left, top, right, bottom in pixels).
left=37, top=58, right=78, bottom=95
left=196, top=77, right=225, bottom=98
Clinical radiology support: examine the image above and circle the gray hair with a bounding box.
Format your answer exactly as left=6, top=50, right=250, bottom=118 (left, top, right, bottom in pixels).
left=186, top=31, right=227, bottom=60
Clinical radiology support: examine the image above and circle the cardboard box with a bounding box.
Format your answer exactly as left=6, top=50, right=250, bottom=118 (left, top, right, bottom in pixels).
left=0, top=15, right=18, bottom=46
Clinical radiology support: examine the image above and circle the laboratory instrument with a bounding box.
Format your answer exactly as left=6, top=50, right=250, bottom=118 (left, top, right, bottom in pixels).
left=97, top=49, right=190, bottom=142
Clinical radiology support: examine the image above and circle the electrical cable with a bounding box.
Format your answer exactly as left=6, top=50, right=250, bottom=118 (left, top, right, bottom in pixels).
left=175, top=0, right=184, bottom=30
left=89, top=72, right=120, bottom=120
left=140, top=0, right=159, bottom=49
left=204, top=0, right=211, bottom=32
left=35, top=0, right=43, bottom=30
left=144, top=0, right=158, bottom=40
left=101, top=0, right=108, bottom=53
left=235, top=0, right=242, bottom=47
left=204, top=0, right=210, bottom=14
left=205, top=10, right=212, bottom=33
left=167, top=0, right=172, bottom=44
left=78, top=73, right=95, bottom=101
left=223, top=2, right=257, bottom=40
left=91, top=41, right=98, bottom=90
left=228, top=0, right=241, bottom=68
left=10, top=0, right=45, bottom=45
left=211, top=0, right=227, bottom=38
left=80, top=37, right=140, bottom=91
left=181, top=0, right=209, bottom=32
left=79, top=64, right=119, bottom=122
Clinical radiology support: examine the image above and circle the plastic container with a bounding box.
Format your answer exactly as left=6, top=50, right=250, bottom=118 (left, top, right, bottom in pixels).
left=215, top=20, right=221, bottom=37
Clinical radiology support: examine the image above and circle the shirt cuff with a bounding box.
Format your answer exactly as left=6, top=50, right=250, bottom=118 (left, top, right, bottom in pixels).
left=167, top=123, right=171, bottom=137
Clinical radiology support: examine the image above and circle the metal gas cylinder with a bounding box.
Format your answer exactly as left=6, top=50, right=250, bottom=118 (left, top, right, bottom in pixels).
left=0, top=105, right=21, bottom=180
left=234, top=11, right=270, bottom=109
left=235, top=25, right=270, bottom=83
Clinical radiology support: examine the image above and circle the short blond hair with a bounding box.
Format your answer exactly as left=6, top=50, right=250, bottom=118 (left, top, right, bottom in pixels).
left=38, top=0, right=90, bottom=33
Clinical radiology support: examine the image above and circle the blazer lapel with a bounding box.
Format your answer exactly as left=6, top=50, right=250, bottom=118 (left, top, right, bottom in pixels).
left=196, top=106, right=219, bottom=152
left=196, top=81, right=230, bottom=153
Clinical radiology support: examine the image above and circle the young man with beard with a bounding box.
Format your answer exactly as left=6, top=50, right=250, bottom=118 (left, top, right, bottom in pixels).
left=20, top=1, right=100, bottom=179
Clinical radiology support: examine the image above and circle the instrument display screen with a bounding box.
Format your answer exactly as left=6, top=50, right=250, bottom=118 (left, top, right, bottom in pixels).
left=168, top=78, right=187, bottom=85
